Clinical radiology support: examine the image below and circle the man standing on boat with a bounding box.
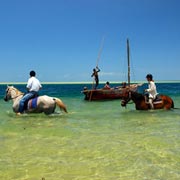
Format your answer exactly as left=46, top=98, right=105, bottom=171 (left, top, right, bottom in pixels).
left=145, top=74, right=158, bottom=109
left=91, top=66, right=100, bottom=89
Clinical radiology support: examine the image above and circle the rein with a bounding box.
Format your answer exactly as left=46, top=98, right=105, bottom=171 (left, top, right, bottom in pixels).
left=126, top=101, right=133, bottom=104
left=125, top=91, right=132, bottom=104
left=10, top=93, right=24, bottom=100
left=121, top=91, right=133, bottom=106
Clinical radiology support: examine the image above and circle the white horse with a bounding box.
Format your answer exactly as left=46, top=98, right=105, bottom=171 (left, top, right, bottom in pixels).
left=4, top=86, right=68, bottom=115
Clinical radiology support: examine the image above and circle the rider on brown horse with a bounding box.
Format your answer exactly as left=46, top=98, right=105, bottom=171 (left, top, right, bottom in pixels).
left=145, top=74, right=158, bottom=109
left=121, top=74, right=174, bottom=110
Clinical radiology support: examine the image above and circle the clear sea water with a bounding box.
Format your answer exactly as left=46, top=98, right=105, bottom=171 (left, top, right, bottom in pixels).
left=0, top=83, right=179, bottom=180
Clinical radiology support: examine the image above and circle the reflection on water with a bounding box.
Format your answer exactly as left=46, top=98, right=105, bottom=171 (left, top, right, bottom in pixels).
left=0, top=84, right=180, bottom=179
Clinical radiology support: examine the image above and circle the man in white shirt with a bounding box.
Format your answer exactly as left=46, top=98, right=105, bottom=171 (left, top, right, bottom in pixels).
left=17, top=70, right=42, bottom=115
left=145, top=74, right=158, bottom=109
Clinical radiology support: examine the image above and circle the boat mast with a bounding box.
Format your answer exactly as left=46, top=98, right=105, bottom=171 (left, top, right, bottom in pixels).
left=127, top=38, right=130, bottom=86
left=96, top=36, right=105, bottom=67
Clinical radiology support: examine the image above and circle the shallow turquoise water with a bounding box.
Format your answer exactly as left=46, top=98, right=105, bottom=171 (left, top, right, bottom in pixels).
left=0, top=84, right=180, bottom=179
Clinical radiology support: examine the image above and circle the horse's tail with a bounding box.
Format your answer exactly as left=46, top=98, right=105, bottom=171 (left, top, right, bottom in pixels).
left=54, top=98, right=68, bottom=113
left=171, top=100, right=174, bottom=109
left=171, top=100, right=180, bottom=109
left=171, top=99, right=180, bottom=109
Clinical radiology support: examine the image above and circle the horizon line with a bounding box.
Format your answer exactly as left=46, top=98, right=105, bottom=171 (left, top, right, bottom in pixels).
left=0, top=80, right=180, bottom=85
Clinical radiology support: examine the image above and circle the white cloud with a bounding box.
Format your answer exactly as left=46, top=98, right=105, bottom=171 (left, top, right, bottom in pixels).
left=100, top=71, right=125, bottom=77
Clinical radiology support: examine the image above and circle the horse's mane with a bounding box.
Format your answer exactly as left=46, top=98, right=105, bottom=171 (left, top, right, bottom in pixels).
left=9, top=86, right=23, bottom=94
left=131, top=91, right=144, bottom=100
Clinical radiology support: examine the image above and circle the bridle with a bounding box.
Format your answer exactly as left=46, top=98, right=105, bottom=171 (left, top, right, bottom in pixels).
left=121, top=91, right=132, bottom=107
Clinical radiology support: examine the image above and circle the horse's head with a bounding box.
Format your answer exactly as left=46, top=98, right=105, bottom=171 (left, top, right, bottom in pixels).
left=4, top=86, right=22, bottom=101
left=121, top=89, right=132, bottom=107
left=4, top=86, right=14, bottom=101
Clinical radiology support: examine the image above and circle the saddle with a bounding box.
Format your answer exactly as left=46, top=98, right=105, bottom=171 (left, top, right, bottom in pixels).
left=24, top=95, right=39, bottom=110
left=145, top=94, right=162, bottom=105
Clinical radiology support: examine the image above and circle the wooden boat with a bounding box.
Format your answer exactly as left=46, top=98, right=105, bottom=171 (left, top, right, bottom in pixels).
left=82, top=39, right=142, bottom=101
left=82, top=83, right=140, bottom=101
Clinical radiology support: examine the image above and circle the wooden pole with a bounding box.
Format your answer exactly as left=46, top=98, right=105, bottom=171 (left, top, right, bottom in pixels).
left=127, top=38, right=130, bottom=86
left=96, top=36, right=105, bottom=67
left=89, top=36, right=105, bottom=101
left=89, top=81, right=94, bottom=101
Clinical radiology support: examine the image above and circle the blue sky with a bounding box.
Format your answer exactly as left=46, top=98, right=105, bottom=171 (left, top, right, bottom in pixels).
left=0, top=0, right=179, bottom=82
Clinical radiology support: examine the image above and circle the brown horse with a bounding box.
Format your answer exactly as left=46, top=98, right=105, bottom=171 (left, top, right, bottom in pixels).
left=121, top=90, right=174, bottom=110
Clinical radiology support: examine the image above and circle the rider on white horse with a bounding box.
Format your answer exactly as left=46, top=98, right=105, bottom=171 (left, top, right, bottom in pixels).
left=17, top=70, right=42, bottom=115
